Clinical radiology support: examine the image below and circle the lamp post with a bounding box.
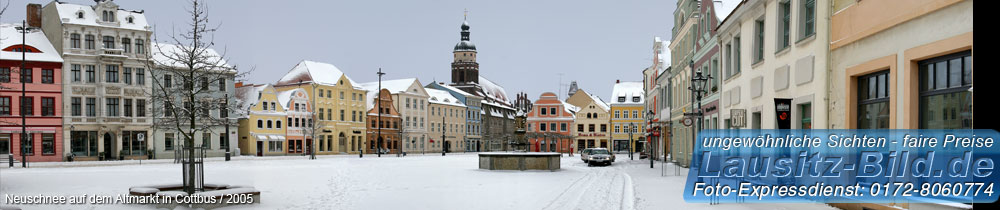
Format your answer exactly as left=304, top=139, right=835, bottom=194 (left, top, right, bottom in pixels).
left=225, top=94, right=231, bottom=161
left=376, top=68, right=385, bottom=157
left=16, top=21, right=38, bottom=168
left=629, top=122, right=633, bottom=160
left=686, top=60, right=712, bottom=167
left=441, top=115, right=446, bottom=156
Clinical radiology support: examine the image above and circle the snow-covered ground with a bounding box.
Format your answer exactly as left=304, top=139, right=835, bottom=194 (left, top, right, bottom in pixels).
left=0, top=153, right=837, bottom=210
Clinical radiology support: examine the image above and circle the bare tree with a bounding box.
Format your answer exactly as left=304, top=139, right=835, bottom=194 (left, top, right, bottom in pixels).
left=143, top=0, right=249, bottom=194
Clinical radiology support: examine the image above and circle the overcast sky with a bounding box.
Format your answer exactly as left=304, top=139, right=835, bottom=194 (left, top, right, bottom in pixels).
left=3, top=0, right=674, bottom=102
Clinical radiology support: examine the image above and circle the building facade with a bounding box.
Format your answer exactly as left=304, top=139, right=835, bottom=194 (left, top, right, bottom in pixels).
left=278, top=88, right=311, bottom=155
left=275, top=60, right=367, bottom=155
left=236, top=84, right=287, bottom=156
left=39, top=0, right=153, bottom=161
left=365, top=88, right=401, bottom=154
left=609, top=81, right=644, bottom=154
left=642, top=37, right=670, bottom=161
left=0, top=23, right=65, bottom=162
left=426, top=89, right=466, bottom=153
left=149, top=43, right=237, bottom=160
left=566, top=90, right=611, bottom=151
left=426, top=82, right=483, bottom=152
left=358, top=78, right=429, bottom=155
left=526, top=92, right=578, bottom=153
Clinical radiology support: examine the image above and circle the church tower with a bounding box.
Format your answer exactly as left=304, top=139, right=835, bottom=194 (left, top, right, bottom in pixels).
left=451, top=14, right=479, bottom=85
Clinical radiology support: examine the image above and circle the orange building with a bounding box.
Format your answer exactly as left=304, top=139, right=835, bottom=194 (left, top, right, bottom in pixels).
left=364, top=88, right=401, bottom=155
left=525, top=92, right=578, bottom=153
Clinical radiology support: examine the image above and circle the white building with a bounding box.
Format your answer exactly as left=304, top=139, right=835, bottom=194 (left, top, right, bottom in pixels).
left=717, top=0, right=829, bottom=130
left=357, top=78, right=429, bottom=155
left=37, top=0, right=154, bottom=160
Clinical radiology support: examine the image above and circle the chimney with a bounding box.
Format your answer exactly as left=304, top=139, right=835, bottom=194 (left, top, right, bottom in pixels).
left=27, top=4, right=42, bottom=28
left=616, top=79, right=620, bottom=84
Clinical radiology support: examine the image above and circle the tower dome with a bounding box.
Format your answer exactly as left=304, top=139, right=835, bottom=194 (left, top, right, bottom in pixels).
left=454, top=20, right=476, bottom=51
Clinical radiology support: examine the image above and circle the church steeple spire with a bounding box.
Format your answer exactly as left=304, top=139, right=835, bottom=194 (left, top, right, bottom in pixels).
left=451, top=11, right=479, bottom=85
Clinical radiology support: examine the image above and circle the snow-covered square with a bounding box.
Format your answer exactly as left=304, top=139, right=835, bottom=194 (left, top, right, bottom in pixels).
left=1, top=153, right=839, bottom=210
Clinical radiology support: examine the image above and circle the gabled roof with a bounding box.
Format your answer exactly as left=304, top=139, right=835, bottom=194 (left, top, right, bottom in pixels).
left=0, top=24, right=62, bottom=63
left=714, top=0, right=742, bottom=23
left=609, top=81, right=644, bottom=105
left=430, top=82, right=477, bottom=98
left=357, top=78, right=427, bottom=96
left=586, top=93, right=610, bottom=111
left=276, top=88, right=308, bottom=111
left=276, top=60, right=357, bottom=87
left=235, top=84, right=272, bottom=117
left=50, top=1, right=151, bottom=31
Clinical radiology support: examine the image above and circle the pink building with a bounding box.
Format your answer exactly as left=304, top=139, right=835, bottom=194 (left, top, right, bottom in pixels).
left=526, top=92, right=578, bottom=153
left=0, top=23, right=64, bottom=162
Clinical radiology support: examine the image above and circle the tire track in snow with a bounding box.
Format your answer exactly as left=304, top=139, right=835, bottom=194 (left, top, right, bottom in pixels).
left=542, top=162, right=631, bottom=210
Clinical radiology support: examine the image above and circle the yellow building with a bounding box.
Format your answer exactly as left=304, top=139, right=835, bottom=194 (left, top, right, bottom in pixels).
left=608, top=81, right=645, bottom=153
left=236, top=84, right=288, bottom=156
left=274, top=60, right=368, bottom=155
left=566, top=90, right=611, bottom=151
left=426, top=89, right=467, bottom=153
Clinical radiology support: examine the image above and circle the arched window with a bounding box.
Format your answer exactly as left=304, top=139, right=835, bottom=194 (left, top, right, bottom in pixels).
left=267, top=120, right=273, bottom=128
left=276, top=120, right=282, bottom=128
left=257, top=120, right=263, bottom=128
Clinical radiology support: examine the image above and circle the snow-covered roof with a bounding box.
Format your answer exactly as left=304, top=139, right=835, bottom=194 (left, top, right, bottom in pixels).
left=479, top=76, right=511, bottom=105
left=609, top=82, right=644, bottom=105
left=235, top=84, right=271, bottom=117
left=658, top=41, right=671, bottom=74
left=276, top=60, right=357, bottom=87
left=276, top=88, right=307, bottom=112
left=561, top=101, right=580, bottom=115
left=715, top=0, right=743, bottom=25
left=427, top=89, right=465, bottom=108
left=151, top=42, right=232, bottom=71
left=0, top=24, right=62, bottom=63
left=358, top=78, right=425, bottom=96
left=51, top=1, right=151, bottom=31
left=431, top=83, right=476, bottom=98
left=586, top=93, right=610, bottom=111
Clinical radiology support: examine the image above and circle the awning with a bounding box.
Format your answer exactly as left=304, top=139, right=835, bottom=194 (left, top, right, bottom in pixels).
left=255, top=135, right=269, bottom=141
left=269, top=135, right=286, bottom=141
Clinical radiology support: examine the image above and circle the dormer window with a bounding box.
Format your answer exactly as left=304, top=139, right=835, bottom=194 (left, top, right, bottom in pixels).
left=632, top=97, right=640, bottom=102
left=126, top=16, right=134, bottom=24
left=618, top=97, right=625, bottom=102
left=76, top=11, right=84, bottom=19
left=101, top=10, right=115, bottom=22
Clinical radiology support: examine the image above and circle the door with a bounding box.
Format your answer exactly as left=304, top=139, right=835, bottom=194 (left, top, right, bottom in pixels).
left=103, top=132, right=114, bottom=160
left=256, top=141, right=263, bottom=156
left=339, top=133, right=347, bottom=153
left=0, top=134, right=9, bottom=155
left=306, top=139, right=312, bottom=155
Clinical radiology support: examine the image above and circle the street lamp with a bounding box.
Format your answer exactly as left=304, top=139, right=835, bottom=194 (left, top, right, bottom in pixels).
left=376, top=68, right=385, bottom=157
left=629, top=122, right=634, bottom=160
left=686, top=60, right=712, bottom=166
left=16, top=21, right=39, bottom=168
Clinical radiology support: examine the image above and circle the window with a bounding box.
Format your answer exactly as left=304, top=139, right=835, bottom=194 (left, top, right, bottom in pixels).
left=85, top=65, right=96, bottom=83
left=340, top=110, right=345, bottom=121
left=539, top=123, right=546, bottom=131
left=163, top=103, right=173, bottom=117
left=164, top=74, right=172, bottom=88
left=777, top=0, right=791, bottom=51
left=550, top=123, right=557, bottom=132
left=22, top=134, right=33, bottom=155
left=123, top=99, right=132, bottom=117
left=276, top=120, right=282, bottom=128
left=753, top=17, right=765, bottom=64
left=106, top=98, right=119, bottom=117
left=136, top=68, right=144, bottom=85
left=102, top=36, right=114, bottom=49
left=41, top=97, right=55, bottom=116
left=136, top=39, right=145, bottom=54
left=857, top=71, right=890, bottom=129
left=20, top=97, right=32, bottom=116
left=267, top=120, right=273, bottom=128
left=85, top=35, right=95, bottom=49
left=618, top=97, right=625, bottom=102
left=0, top=97, right=9, bottom=116
left=42, top=134, right=55, bottom=155
left=70, top=131, right=98, bottom=156
left=734, top=36, right=742, bottom=74
left=218, top=78, right=226, bottom=91
left=39, top=69, right=54, bottom=84
left=105, top=65, right=119, bottom=83
left=123, top=67, right=132, bottom=84
left=219, top=133, right=229, bottom=150
left=202, top=133, right=212, bottom=149
left=257, top=120, right=263, bottom=128
left=800, top=103, right=812, bottom=129
left=200, top=77, right=209, bottom=91
left=21, top=68, right=32, bottom=83
left=799, top=0, right=816, bottom=40
left=561, top=123, right=567, bottom=131
left=550, top=108, right=556, bottom=115
left=71, top=97, right=81, bottom=116
left=71, top=33, right=81, bottom=48
left=919, top=51, right=972, bottom=129
left=319, top=109, right=324, bottom=120
left=86, top=98, right=96, bottom=117
left=615, top=125, right=620, bottom=133
left=614, top=110, right=620, bottom=119
left=540, top=107, right=547, bottom=115
left=632, top=97, right=640, bottom=102
left=71, top=64, right=81, bottom=82
left=632, top=110, right=638, bottom=119
left=137, top=99, right=146, bottom=117
left=340, top=91, right=344, bottom=99
left=0, top=68, right=8, bottom=83
left=164, top=133, right=175, bottom=151
left=121, top=38, right=131, bottom=53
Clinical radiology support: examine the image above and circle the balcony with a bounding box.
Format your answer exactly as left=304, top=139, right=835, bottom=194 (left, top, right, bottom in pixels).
left=99, top=48, right=127, bottom=62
